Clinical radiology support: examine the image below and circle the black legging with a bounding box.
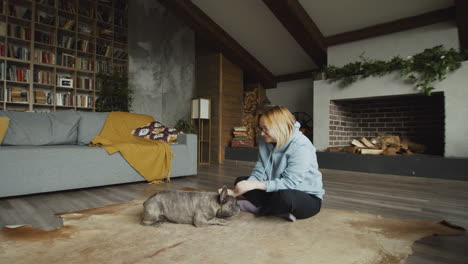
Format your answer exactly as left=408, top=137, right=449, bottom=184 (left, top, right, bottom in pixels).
left=234, top=176, right=322, bottom=219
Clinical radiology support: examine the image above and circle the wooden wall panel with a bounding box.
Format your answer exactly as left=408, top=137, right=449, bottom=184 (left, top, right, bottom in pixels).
left=195, top=53, right=221, bottom=164
left=195, top=51, right=243, bottom=164
left=220, top=55, right=243, bottom=163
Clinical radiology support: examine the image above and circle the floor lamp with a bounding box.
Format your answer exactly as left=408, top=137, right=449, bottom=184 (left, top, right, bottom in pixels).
left=191, top=98, right=211, bottom=165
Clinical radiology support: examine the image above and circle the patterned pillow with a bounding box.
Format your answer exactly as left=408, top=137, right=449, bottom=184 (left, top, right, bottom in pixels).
left=131, top=121, right=182, bottom=144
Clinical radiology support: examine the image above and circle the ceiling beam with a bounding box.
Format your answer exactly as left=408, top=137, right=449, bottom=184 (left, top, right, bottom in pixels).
left=326, top=7, right=456, bottom=46
left=275, top=70, right=316, bottom=83
left=262, top=0, right=327, bottom=68
left=157, top=0, right=276, bottom=88
left=455, top=0, right=468, bottom=55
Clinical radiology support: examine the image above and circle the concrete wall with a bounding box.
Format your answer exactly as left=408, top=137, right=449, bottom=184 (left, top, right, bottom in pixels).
left=266, top=78, right=314, bottom=119
left=128, top=0, right=195, bottom=126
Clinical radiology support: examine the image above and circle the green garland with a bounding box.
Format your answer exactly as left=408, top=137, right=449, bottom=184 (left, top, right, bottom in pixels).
left=324, top=45, right=467, bottom=95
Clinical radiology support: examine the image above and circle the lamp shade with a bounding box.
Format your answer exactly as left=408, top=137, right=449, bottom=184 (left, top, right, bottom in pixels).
left=191, top=98, right=210, bottom=119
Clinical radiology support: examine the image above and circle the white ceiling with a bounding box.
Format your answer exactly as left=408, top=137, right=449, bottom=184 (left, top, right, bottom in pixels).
left=192, top=0, right=454, bottom=76
left=300, top=0, right=453, bottom=36
left=192, top=0, right=315, bottom=75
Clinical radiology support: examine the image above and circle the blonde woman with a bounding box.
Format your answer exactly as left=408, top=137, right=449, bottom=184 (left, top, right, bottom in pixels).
left=231, top=105, right=324, bottom=221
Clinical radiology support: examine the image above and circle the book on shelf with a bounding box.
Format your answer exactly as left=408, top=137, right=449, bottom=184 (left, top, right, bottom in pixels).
left=114, top=31, right=127, bottom=42
left=114, top=15, right=127, bottom=28
left=76, top=57, right=95, bottom=71
left=114, top=64, right=128, bottom=73
left=76, top=94, right=93, bottom=108
left=77, top=39, right=92, bottom=52
left=115, top=0, right=129, bottom=10
left=8, top=24, right=32, bottom=40
left=233, top=132, right=248, bottom=139
left=56, top=92, right=72, bottom=106
left=35, top=30, right=53, bottom=44
left=7, top=66, right=30, bottom=82
left=231, top=138, right=254, bottom=148
left=77, top=77, right=94, bottom=90
left=232, top=126, right=250, bottom=143
left=34, top=90, right=47, bottom=104
left=0, top=62, right=5, bottom=80
left=58, top=0, right=76, bottom=13
left=58, top=53, right=75, bottom=68
left=78, top=23, right=92, bottom=35
left=9, top=5, right=31, bottom=20
left=37, top=11, right=55, bottom=25
left=37, top=0, right=55, bottom=7
left=0, top=44, right=5, bottom=57
left=34, top=70, right=52, bottom=84
left=62, top=19, right=75, bottom=30
left=97, top=7, right=112, bottom=23
left=58, top=34, right=75, bottom=49
left=113, top=49, right=127, bottom=59
left=0, top=22, right=7, bottom=36
left=58, top=16, right=75, bottom=30
left=96, top=44, right=111, bottom=56
left=7, top=87, right=29, bottom=103
left=99, top=0, right=112, bottom=5
left=98, top=28, right=113, bottom=40
left=34, top=49, right=56, bottom=64
left=96, top=60, right=111, bottom=73
left=233, top=126, right=248, bottom=132
left=79, top=3, right=94, bottom=18
left=8, top=45, right=31, bottom=60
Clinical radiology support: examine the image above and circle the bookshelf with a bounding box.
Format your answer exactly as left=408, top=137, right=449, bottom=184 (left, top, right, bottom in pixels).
left=0, top=0, right=128, bottom=112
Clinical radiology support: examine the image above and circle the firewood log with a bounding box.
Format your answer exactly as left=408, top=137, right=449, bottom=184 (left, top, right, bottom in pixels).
left=381, top=145, right=400, bottom=155
left=360, top=149, right=383, bottom=155
left=351, top=139, right=366, bottom=148
left=361, top=137, right=377, bottom=149
left=343, top=146, right=359, bottom=153
left=401, top=138, right=425, bottom=154
left=327, top=146, right=344, bottom=152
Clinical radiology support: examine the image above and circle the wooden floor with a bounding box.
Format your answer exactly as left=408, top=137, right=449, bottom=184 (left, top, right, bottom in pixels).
left=1, top=160, right=467, bottom=264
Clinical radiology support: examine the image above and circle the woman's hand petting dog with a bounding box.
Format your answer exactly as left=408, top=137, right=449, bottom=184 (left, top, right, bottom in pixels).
left=218, top=180, right=266, bottom=197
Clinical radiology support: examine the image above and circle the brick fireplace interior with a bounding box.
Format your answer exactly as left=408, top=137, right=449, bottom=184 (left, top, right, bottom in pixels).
left=329, top=92, right=445, bottom=156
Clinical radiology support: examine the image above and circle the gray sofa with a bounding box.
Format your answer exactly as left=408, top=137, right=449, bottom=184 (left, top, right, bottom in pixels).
left=0, top=111, right=197, bottom=198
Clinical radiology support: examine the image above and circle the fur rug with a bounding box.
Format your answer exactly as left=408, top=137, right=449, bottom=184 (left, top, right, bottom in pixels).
left=0, top=199, right=465, bottom=264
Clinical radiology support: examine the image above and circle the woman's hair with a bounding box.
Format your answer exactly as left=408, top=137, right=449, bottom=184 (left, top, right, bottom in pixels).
left=258, top=105, right=296, bottom=150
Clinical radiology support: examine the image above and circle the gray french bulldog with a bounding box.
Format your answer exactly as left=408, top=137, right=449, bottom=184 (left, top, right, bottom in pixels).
left=141, top=186, right=240, bottom=227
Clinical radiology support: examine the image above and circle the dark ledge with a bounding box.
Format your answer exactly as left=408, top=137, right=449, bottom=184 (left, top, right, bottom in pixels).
left=225, top=147, right=468, bottom=181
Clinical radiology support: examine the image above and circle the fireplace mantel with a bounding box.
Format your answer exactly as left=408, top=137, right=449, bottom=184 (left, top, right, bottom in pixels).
left=313, top=61, right=468, bottom=158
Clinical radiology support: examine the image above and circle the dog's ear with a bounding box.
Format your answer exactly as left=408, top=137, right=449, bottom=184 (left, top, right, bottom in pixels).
left=219, top=185, right=228, bottom=205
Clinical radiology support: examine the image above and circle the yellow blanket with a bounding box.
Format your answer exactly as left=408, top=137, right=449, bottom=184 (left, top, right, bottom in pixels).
left=91, top=112, right=173, bottom=183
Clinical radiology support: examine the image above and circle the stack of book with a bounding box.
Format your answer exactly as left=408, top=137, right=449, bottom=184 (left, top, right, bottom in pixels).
left=34, top=91, right=47, bottom=104
left=9, top=87, right=28, bottom=102
left=231, top=126, right=254, bottom=148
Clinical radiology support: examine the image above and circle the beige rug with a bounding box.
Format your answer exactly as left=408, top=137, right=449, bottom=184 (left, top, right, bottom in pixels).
left=0, top=199, right=465, bottom=264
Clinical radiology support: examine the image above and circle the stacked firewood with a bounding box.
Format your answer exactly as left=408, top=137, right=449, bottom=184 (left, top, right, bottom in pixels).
left=242, top=89, right=258, bottom=141
left=328, top=135, right=426, bottom=155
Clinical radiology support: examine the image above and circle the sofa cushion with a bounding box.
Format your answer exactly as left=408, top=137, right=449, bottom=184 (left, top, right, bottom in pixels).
left=77, top=111, right=109, bottom=145
left=0, top=110, right=81, bottom=146
left=131, top=121, right=182, bottom=144
left=0, top=117, right=10, bottom=145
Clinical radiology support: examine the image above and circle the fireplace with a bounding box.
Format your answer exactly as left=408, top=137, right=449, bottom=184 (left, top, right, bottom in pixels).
left=329, top=93, right=445, bottom=155
left=313, top=61, right=468, bottom=159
